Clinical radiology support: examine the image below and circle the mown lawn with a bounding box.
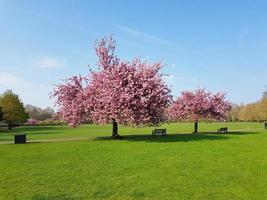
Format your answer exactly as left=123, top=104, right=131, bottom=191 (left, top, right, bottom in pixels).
left=0, top=122, right=263, bottom=142
left=0, top=122, right=267, bottom=200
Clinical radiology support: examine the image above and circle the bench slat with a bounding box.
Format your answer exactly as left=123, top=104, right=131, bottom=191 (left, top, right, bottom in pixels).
left=217, top=127, right=228, bottom=133
left=152, top=129, right=166, bottom=135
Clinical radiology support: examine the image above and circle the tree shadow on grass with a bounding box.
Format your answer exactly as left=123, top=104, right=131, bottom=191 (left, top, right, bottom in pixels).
left=31, top=194, right=83, bottom=200
left=13, top=126, right=64, bottom=132
left=1, top=126, right=67, bottom=135
left=95, top=133, right=229, bottom=143
left=0, top=138, right=14, bottom=142
left=201, top=131, right=260, bottom=135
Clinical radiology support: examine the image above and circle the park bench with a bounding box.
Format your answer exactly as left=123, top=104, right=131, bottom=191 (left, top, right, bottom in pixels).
left=217, top=127, right=228, bottom=134
left=152, top=129, right=167, bottom=136
left=14, top=133, right=26, bottom=144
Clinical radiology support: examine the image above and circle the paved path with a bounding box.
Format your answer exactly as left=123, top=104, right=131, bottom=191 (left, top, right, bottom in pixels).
left=0, top=137, right=93, bottom=144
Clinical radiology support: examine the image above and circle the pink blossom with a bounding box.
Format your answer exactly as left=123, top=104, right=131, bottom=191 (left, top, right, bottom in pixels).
left=168, top=89, right=232, bottom=122
left=26, top=118, right=39, bottom=125
left=52, top=36, right=172, bottom=127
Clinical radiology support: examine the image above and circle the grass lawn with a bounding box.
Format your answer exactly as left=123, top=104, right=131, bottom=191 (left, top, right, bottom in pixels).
left=0, top=122, right=267, bottom=200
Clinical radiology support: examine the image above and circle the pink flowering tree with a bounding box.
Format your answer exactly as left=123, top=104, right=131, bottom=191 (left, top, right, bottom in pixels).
left=52, top=76, right=90, bottom=127
left=52, top=36, right=172, bottom=138
left=168, top=89, right=231, bottom=133
left=26, top=118, right=39, bottom=125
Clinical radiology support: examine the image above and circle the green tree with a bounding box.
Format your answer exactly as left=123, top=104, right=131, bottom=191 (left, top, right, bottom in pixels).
left=0, top=106, right=3, bottom=121
left=0, top=90, right=29, bottom=129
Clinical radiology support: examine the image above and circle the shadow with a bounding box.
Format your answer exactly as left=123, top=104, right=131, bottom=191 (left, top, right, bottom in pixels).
left=13, top=126, right=63, bottom=131
left=95, top=133, right=228, bottom=143
left=31, top=194, right=83, bottom=200
left=22, top=131, right=67, bottom=135
left=1, top=126, right=67, bottom=135
left=201, top=131, right=260, bottom=135
left=0, top=138, right=13, bottom=142
left=26, top=141, right=41, bottom=144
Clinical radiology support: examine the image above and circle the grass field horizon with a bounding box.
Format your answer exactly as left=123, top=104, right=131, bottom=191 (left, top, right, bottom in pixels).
left=1, top=122, right=267, bottom=200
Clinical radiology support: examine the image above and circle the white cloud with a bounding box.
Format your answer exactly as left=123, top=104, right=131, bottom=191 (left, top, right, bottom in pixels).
left=37, top=56, right=65, bottom=69
left=115, top=24, right=175, bottom=46
left=0, top=72, right=21, bottom=86
left=0, top=72, right=53, bottom=108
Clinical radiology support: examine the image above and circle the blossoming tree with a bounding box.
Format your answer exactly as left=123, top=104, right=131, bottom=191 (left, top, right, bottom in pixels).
left=52, top=36, right=172, bottom=138
left=168, top=89, right=231, bottom=133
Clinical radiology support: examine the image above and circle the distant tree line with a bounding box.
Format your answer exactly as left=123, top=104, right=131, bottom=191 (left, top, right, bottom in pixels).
left=0, top=90, right=55, bottom=129
left=25, top=104, right=54, bottom=121
left=228, top=90, right=267, bottom=122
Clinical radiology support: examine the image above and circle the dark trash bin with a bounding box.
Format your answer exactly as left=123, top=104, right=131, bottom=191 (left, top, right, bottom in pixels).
left=14, top=133, right=26, bottom=144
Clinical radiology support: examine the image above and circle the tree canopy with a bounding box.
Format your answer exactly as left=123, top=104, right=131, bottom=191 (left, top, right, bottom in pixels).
left=0, top=90, right=29, bottom=129
left=0, top=106, right=3, bottom=121
left=229, top=98, right=267, bottom=122
left=25, top=104, right=54, bottom=121
left=53, top=36, right=172, bottom=128
left=168, top=89, right=231, bottom=133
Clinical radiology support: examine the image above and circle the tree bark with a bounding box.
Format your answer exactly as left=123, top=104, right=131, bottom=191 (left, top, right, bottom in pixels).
left=193, top=120, right=198, bottom=133
left=112, top=120, right=118, bottom=137
left=112, top=119, right=122, bottom=139
left=8, top=123, right=12, bottom=130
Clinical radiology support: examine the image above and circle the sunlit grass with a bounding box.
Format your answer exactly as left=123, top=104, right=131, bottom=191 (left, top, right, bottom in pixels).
left=0, top=122, right=266, bottom=200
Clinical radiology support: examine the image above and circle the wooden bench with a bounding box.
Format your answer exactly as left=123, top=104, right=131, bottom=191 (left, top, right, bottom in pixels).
left=217, top=127, right=228, bottom=134
left=152, top=129, right=166, bottom=136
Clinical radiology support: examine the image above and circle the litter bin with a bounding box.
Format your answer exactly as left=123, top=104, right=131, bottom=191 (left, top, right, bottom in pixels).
left=14, top=133, right=26, bottom=144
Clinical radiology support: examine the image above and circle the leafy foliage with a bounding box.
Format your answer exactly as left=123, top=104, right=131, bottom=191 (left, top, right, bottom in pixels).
left=25, top=118, right=39, bottom=125
left=0, top=106, right=3, bottom=121
left=263, top=86, right=267, bottom=99
left=230, top=98, right=267, bottom=121
left=0, top=90, right=29, bottom=129
left=25, top=104, right=54, bottom=121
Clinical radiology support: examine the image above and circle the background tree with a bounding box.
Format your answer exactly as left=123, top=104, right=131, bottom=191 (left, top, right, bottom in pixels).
left=236, top=99, right=267, bottom=122
left=0, top=106, right=3, bottom=121
left=263, top=86, right=267, bottom=99
left=168, top=89, right=231, bottom=133
left=53, top=36, right=172, bottom=137
left=228, top=103, right=240, bottom=121
left=25, top=104, right=54, bottom=121
left=0, top=90, right=29, bottom=129
left=261, top=98, right=267, bottom=121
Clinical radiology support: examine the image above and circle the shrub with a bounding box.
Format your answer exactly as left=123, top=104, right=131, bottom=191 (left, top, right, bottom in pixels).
left=25, top=118, right=39, bottom=125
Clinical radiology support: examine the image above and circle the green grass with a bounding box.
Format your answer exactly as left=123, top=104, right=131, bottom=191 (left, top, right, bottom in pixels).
left=0, top=122, right=267, bottom=200
left=0, top=122, right=262, bottom=142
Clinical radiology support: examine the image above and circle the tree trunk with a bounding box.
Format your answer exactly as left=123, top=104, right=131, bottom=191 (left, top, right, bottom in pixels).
left=193, top=120, right=198, bottom=133
left=112, top=120, right=118, bottom=137
left=8, top=123, right=12, bottom=130
left=112, top=119, right=122, bottom=139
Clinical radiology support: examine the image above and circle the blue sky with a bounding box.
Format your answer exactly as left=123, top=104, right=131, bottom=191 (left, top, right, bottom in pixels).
left=0, top=0, right=266, bottom=108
